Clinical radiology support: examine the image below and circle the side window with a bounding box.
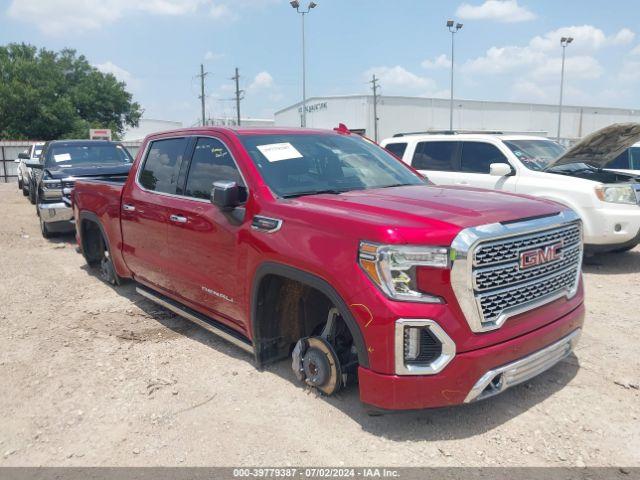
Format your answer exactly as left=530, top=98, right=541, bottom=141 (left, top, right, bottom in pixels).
left=460, top=142, right=508, bottom=174
left=385, top=142, right=408, bottom=159
left=609, top=150, right=630, bottom=169
left=412, top=141, right=457, bottom=171
left=139, top=138, right=188, bottom=194
left=185, top=137, right=245, bottom=200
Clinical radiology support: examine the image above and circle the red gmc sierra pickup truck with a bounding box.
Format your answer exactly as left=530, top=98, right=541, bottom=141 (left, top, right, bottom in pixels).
left=72, top=126, right=585, bottom=410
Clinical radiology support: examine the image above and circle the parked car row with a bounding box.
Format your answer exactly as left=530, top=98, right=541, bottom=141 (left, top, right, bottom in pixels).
left=12, top=124, right=635, bottom=411
left=15, top=142, right=45, bottom=204
left=16, top=140, right=133, bottom=238
left=381, top=123, right=640, bottom=254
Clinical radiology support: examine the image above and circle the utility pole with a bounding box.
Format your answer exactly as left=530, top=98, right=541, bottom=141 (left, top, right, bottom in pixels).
left=231, top=67, right=244, bottom=126
left=198, top=64, right=208, bottom=126
left=370, top=74, right=380, bottom=142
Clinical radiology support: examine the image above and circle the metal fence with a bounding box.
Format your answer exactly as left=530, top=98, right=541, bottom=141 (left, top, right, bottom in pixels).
left=0, top=140, right=143, bottom=183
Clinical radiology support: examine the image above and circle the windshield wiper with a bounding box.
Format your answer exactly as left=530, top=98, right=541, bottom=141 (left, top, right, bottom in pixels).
left=377, top=183, right=409, bottom=189
left=281, top=188, right=347, bottom=198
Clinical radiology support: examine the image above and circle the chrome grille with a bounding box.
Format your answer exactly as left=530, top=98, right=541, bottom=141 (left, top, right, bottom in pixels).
left=450, top=210, right=583, bottom=333
left=474, top=243, right=581, bottom=292
left=474, top=223, right=581, bottom=267
left=472, top=222, right=582, bottom=327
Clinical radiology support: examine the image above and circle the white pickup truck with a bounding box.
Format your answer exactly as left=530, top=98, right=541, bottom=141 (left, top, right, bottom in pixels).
left=381, top=123, right=640, bottom=254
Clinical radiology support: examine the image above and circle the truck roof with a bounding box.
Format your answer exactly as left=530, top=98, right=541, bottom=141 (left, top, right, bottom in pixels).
left=146, top=126, right=337, bottom=140
left=384, top=133, right=550, bottom=143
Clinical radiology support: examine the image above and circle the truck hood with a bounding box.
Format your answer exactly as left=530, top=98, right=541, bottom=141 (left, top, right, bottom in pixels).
left=291, top=185, right=563, bottom=232
left=44, top=163, right=132, bottom=179
left=546, top=123, right=640, bottom=169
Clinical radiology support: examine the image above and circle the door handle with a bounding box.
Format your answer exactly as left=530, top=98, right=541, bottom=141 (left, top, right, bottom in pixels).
left=169, top=214, right=188, bottom=224
left=123, top=203, right=136, bottom=212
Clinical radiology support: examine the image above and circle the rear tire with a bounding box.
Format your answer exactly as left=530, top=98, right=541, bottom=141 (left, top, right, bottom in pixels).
left=22, top=184, right=29, bottom=196
left=28, top=182, right=36, bottom=205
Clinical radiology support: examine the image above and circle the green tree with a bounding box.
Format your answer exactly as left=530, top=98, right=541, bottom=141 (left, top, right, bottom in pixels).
left=0, top=43, right=142, bottom=140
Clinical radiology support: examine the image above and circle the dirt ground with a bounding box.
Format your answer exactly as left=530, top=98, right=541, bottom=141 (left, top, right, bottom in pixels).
left=0, top=182, right=638, bottom=467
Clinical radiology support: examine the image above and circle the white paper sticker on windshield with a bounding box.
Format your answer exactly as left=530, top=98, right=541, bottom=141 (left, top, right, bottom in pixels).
left=54, top=153, right=71, bottom=162
left=257, top=143, right=303, bottom=162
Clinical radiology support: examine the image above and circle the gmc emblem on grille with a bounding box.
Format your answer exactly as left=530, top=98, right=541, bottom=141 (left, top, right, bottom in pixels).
left=519, top=242, right=563, bottom=270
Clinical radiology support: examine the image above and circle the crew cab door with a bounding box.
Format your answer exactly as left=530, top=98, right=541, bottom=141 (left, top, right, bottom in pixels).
left=121, top=136, right=190, bottom=293
left=164, top=136, right=248, bottom=328
left=409, top=140, right=460, bottom=185
left=453, top=141, right=518, bottom=191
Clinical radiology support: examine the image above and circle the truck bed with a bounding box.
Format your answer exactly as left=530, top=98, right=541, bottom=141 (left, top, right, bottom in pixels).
left=73, top=178, right=127, bottom=275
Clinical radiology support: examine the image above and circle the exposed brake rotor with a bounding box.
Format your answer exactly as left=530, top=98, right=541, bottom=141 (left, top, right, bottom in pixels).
left=291, top=336, right=342, bottom=396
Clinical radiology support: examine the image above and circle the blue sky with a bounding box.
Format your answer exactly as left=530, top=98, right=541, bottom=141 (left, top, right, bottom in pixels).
left=2, top=0, right=640, bottom=126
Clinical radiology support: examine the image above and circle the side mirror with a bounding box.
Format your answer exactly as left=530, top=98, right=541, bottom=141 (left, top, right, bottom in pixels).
left=489, top=163, right=513, bottom=177
left=18, top=152, right=29, bottom=160
left=25, top=159, right=43, bottom=169
left=211, top=180, right=239, bottom=211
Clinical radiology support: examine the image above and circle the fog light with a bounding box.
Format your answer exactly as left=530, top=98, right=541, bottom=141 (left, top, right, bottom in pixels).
left=403, top=327, right=421, bottom=361
left=615, top=224, right=622, bottom=232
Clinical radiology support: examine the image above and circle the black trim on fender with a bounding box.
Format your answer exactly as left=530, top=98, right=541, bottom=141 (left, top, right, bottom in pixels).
left=78, top=211, right=123, bottom=285
left=251, top=262, right=369, bottom=368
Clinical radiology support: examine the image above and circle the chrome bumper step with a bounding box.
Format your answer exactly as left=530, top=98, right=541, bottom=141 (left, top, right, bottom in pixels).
left=464, top=328, right=581, bottom=403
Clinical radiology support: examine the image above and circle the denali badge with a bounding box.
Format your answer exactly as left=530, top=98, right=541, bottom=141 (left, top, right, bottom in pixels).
left=519, top=242, right=563, bottom=270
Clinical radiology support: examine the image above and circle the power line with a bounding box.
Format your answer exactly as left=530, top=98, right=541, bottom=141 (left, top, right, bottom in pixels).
left=370, top=74, right=380, bottom=142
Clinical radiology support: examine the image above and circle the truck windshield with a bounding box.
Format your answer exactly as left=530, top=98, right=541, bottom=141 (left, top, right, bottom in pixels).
left=239, top=133, right=425, bottom=197
left=504, top=140, right=566, bottom=171
left=46, top=144, right=133, bottom=167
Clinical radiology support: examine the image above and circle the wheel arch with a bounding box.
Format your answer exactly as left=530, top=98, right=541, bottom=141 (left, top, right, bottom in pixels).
left=250, top=262, right=369, bottom=369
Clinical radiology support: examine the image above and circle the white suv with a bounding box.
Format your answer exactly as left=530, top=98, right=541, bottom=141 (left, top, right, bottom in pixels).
left=381, top=124, right=640, bottom=254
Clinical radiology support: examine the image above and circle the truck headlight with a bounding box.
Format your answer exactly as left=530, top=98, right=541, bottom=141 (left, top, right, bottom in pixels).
left=358, top=242, right=449, bottom=303
left=595, top=185, right=637, bottom=205
left=43, top=180, right=62, bottom=190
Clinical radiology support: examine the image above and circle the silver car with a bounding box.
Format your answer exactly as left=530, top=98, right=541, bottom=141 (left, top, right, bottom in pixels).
left=16, top=142, right=45, bottom=203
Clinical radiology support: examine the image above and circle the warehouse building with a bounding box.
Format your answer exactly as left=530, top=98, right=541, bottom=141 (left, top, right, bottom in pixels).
left=274, top=95, right=640, bottom=143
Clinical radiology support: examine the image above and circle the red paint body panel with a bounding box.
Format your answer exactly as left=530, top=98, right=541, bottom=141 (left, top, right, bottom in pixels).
left=72, top=126, right=586, bottom=410
left=358, top=303, right=585, bottom=410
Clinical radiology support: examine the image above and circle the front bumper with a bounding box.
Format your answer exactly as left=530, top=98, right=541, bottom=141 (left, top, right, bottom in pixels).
left=583, top=205, right=640, bottom=247
left=38, top=202, right=74, bottom=229
left=357, top=302, right=584, bottom=410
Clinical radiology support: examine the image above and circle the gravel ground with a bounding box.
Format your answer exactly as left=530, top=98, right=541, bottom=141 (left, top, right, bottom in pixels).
left=0, top=182, right=638, bottom=467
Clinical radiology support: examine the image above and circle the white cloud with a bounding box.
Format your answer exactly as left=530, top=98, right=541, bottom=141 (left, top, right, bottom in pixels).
left=94, top=61, right=139, bottom=89
left=464, top=45, right=545, bottom=74
left=464, top=25, right=625, bottom=79
left=364, top=66, right=438, bottom=95
left=421, top=54, right=451, bottom=69
left=618, top=60, right=640, bottom=84
left=6, top=0, right=277, bottom=34
left=248, top=71, right=275, bottom=91
left=531, top=55, right=603, bottom=81
left=204, top=51, right=225, bottom=61
left=510, top=80, right=548, bottom=102
left=7, top=0, right=205, bottom=34
left=610, top=28, right=636, bottom=46
left=456, top=0, right=536, bottom=23
left=530, top=25, right=635, bottom=53
left=209, top=3, right=233, bottom=19
left=631, top=44, right=640, bottom=55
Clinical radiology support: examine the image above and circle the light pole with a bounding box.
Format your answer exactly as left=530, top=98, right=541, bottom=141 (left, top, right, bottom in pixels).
left=290, top=1, right=317, bottom=128
left=446, top=20, right=463, bottom=132
left=557, top=36, right=573, bottom=142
